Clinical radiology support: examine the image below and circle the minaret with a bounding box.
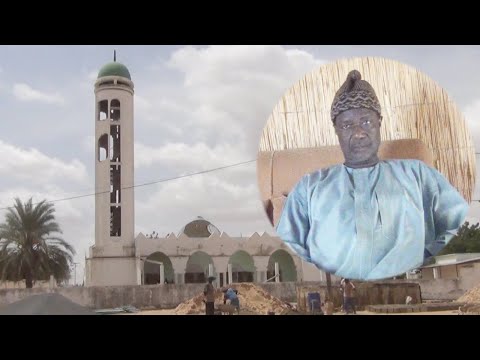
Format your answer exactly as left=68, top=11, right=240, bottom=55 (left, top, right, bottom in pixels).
left=86, top=52, right=136, bottom=286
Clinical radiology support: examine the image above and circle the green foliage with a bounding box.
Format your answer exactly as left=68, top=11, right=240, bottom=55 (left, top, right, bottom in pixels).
left=0, top=198, right=75, bottom=288
left=438, top=221, right=480, bottom=255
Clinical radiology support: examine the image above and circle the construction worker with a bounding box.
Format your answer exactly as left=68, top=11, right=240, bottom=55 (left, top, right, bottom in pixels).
left=341, top=278, right=357, bottom=314
left=223, top=287, right=240, bottom=314
left=203, top=276, right=216, bottom=315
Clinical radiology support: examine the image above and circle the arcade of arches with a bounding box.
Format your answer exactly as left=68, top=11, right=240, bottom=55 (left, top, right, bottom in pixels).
left=142, top=249, right=298, bottom=285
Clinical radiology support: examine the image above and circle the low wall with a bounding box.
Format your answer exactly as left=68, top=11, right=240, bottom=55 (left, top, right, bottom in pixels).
left=0, top=280, right=52, bottom=289
left=0, top=279, right=468, bottom=311
left=0, top=284, right=206, bottom=310
left=0, top=282, right=299, bottom=310
left=408, top=279, right=466, bottom=301
left=297, top=281, right=422, bottom=312
left=257, top=282, right=297, bottom=302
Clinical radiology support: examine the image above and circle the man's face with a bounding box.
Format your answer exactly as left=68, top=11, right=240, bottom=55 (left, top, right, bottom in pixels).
left=334, top=108, right=382, bottom=168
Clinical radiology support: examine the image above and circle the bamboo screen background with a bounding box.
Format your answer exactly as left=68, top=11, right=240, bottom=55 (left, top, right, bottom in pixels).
left=259, top=57, right=476, bottom=203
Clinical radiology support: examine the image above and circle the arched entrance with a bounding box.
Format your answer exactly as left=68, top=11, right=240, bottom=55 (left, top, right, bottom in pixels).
left=144, top=252, right=175, bottom=284
left=267, top=250, right=297, bottom=282
left=185, top=251, right=215, bottom=284
left=228, top=250, right=255, bottom=283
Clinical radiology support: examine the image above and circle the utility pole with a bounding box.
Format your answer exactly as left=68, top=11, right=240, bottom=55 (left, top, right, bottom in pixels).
left=326, top=272, right=332, bottom=300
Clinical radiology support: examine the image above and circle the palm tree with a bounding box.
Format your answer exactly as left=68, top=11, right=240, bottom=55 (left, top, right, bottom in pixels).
left=0, top=198, right=75, bottom=288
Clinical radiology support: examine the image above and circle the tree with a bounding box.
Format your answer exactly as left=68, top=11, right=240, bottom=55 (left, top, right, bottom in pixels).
left=0, top=198, right=75, bottom=288
left=438, top=221, right=480, bottom=255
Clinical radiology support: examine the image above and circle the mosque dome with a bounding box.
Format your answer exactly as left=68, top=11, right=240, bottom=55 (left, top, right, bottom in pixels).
left=97, top=61, right=131, bottom=80
left=178, top=216, right=221, bottom=238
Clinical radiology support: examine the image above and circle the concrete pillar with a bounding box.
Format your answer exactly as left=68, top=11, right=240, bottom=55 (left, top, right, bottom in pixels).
left=227, top=263, right=233, bottom=285
left=255, top=270, right=265, bottom=283
left=208, top=263, right=214, bottom=277
left=275, top=262, right=280, bottom=283
left=176, top=273, right=184, bottom=284
left=211, top=257, right=229, bottom=286
left=160, top=264, right=165, bottom=284
left=142, top=260, right=145, bottom=285
left=170, top=257, right=188, bottom=284
left=433, top=267, right=439, bottom=279
left=136, top=257, right=142, bottom=285
left=253, top=256, right=269, bottom=284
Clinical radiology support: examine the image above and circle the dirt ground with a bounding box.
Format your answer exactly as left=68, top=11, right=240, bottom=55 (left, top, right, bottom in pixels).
left=118, top=309, right=462, bottom=315
left=356, top=310, right=459, bottom=315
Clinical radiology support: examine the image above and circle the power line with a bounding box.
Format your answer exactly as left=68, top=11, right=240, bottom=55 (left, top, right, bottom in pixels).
left=0, top=159, right=257, bottom=212
left=1, top=148, right=478, bottom=212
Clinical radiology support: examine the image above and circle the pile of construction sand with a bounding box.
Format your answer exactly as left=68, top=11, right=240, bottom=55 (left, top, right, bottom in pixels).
left=457, top=285, right=480, bottom=314
left=457, top=284, right=480, bottom=304
left=174, top=283, right=293, bottom=315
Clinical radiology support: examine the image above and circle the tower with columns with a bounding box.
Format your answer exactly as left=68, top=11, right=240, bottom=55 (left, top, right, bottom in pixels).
left=85, top=52, right=137, bottom=286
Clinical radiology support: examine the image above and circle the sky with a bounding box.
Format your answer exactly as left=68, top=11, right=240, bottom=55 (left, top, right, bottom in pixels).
left=0, top=45, right=479, bottom=285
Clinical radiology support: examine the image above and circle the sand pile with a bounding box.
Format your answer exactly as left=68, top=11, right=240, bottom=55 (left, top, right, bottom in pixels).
left=174, top=283, right=293, bottom=315
left=457, top=284, right=480, bottom=305
left=458, top=303, right=480, bottom=314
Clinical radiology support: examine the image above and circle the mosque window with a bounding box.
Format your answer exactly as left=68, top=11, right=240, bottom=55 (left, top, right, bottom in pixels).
left=110, top=125, right=120, bottom=162
left=110, top=99, right=120, bottom=121
left=98, top=134, right=109, bottom=162
left=98, top=100, right=108, bottom=121
left=110, top=165, right=121, bottom=204
left=110, top=206, right=121, bottom=237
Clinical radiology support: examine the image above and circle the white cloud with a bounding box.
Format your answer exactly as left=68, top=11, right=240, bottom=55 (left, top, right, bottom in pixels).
left=136, top=173, right=273, bottom=238
left=82, top=135, right=95, bottom=154
left=135, top=94, right=152, bottom=112
left=136, top=45, right=325, bottom=150
left=168, top=45, right=322, bottom=85
left=134, top=141, right=248, bottom=171
left=465, top=216, right=479, bottom=225
left=462, top=98, right=480, bottom=215
left=0, top=187, right=83, bottom=218
left=173, top=45, right=322, bottom=148
left=463, top=98, right=480, bottom=151
left=12, top=83, right=65, bottom=105
left=167, top=46, right=323, bottom=115
left=0, top=140, right=88, bottom=184
left=87, top=70, right=98, bottom=81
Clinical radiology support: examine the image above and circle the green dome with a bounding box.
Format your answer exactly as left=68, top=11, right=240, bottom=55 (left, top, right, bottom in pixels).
left=97, top=62, right=131, bottom=80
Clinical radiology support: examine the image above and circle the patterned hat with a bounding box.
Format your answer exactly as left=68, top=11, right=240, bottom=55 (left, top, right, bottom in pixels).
left=330, top=70, right=381, bottom=123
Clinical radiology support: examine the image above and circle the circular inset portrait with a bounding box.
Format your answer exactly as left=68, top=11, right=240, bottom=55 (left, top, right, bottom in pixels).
left=257, top=56, right=475, bottom=281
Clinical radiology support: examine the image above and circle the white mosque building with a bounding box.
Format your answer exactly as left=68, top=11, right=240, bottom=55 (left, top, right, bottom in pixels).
left=84, top=55, right=325, bottom=287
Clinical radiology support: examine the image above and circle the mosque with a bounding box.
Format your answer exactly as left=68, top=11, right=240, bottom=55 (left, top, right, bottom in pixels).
left=84, top=55, right=325, bottom=287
